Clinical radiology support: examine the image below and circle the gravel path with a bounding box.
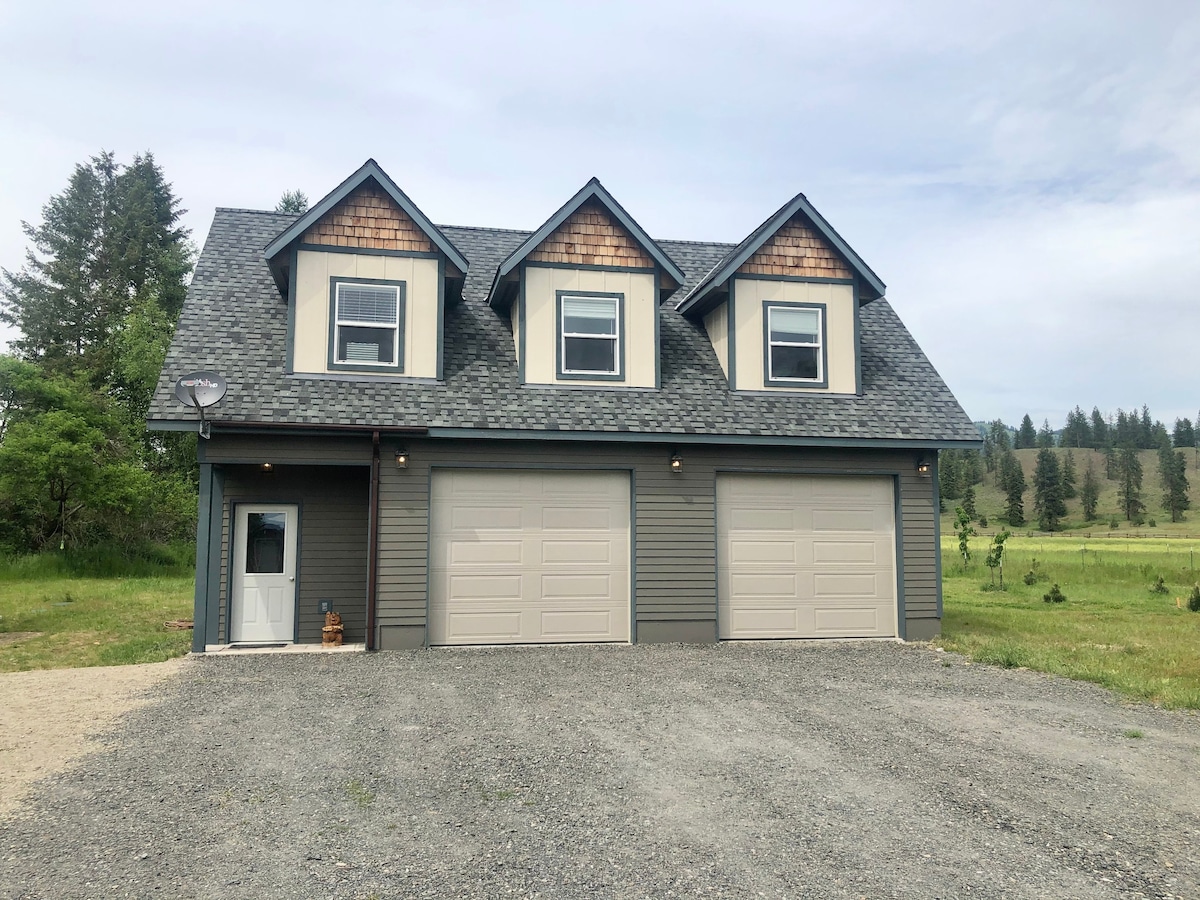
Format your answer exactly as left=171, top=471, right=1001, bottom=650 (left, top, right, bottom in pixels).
left=1, top=643, right=1197, bottom=899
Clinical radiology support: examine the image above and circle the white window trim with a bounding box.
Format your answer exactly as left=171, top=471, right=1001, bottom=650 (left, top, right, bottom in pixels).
left=334, top=282, right=401, bottom=368
left=767, top=304, right=823, bottom=383
left=560, top=295, right=621, bottom=376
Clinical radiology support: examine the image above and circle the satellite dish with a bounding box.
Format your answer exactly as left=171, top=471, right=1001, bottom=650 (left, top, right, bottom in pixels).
left=175, top=371, right=228, bottom=408
left=174, top=371, right=228, bottom=439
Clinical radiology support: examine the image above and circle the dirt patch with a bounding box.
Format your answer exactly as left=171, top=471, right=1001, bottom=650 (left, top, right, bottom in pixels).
left=0, top=658, right=185, bottom=816
left=0, top=632, right=42, bottom=647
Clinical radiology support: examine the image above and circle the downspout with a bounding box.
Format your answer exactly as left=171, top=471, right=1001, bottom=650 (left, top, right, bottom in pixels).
left=366, top=430, right=381, bottom=650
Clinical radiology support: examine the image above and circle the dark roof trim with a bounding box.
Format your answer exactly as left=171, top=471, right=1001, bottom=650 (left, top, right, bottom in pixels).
left=486, top=177, right=686, bottom=309
left=262, top=159, right=470, bottom=274
left=148, top=419, right=429, bottom=436
left=675, top=193, right=887, bottom=317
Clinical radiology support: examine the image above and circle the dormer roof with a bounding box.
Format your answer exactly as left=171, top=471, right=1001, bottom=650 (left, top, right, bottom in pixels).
left=675, top=193, right=886, bottom=319
left=486, top=177, right=686, bottom=311
left=263, top=159, right=470, bottom=275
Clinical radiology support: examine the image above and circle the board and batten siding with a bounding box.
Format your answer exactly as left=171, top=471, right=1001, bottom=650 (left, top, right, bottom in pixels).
left=216, top=465, right=370, bottom=644
left=374, top=439, right=940, bottom=647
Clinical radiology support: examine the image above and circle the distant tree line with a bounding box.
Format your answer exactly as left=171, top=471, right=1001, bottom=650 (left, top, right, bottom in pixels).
left=943, top=402, right=1194, bottom=531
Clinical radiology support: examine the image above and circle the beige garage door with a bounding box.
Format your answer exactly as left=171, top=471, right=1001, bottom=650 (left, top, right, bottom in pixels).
left=429, top=469, right=631, bottom=645
left=717, top=474, right=896, bottom=639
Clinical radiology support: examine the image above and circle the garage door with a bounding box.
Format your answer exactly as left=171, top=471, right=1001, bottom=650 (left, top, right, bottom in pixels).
left=429, top=469, right=631, bottom=645
left=717, top=474, right=896, bottom=639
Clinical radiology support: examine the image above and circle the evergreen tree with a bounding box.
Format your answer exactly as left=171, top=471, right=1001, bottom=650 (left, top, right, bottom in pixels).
left=961, top=484, right=977, bottom=520
left=1114, top=409, right=1135, bottom=448
left=1090, top=407, right=1108, bottom=449
left=1033, top=448, right=1067, bottom=531
left=1000, top=450, right=1026, bottom=526
left=1150, top=420, right=1170, bottom=451
left=939, top=451, right=962, bottom=502
left=1061, top=448, right=1077, bottom=499
left=1036, top=418, right=1056, bottom=449
left=1080, top=459, right=1100, bottom=520
left=1173, top=418, right=1195, bottom=449
left=1116, top=446, right=1145, bottom=522
left=1139, top=406, right=1154, bottom=449
left=1160, top=446, right=1190, bottom=522
left=1104, top=445, right=1118, bottom=480
left=1016, top=415, right=1037, bottom=450
left=275, top=190, right=309, bottom=214
left=1062, top=406, right=1091, bottom=448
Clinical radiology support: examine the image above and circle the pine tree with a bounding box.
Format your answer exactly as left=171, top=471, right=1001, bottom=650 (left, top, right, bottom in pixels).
left=1090, top=407, right=1108, bottom=449
left=1062, top=406, right=1091, bottom=448
left=1104, top=444, right=1118, bottom=480
left=1160, top=447, right=1190, bottom=522
left=1139, top=406, right=1154, bottom=449
left=1117, top=446, right=1144, bottom=522
left=1061, top=448, right=1077, bottom=499
left=1081, top=459, right=1100, bottom=520
left=939, top=450, right=962, bottom=502
left=1000, top=450, right=1026, bottom=526
left=1173, top=418, right=1195, bottom=449
left=275, top=190, right=309, bottom=214
left=1036, top=418, right=1056, bottom=449
left=1033, top=448, right=1067, bottom=531
left=1016, top=415, right=1037, bottom=450
left=961, top=484, right=977, bottom=520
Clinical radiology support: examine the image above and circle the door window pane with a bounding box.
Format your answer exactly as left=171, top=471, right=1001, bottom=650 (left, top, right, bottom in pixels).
left=246, top=512, right=286, bottom=574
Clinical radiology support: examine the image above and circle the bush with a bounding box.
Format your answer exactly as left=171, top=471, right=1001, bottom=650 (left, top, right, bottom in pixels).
left=1109, top=518, right=1120, bottom=530
left=1149, top=519, right=1157, bottom=527
left=1022, top=558, right=1044, bottom=586
left=1151, top=575, right=1169, bottom=594
left=1188, top=586, right=1200, bottom=613
left=978, top=515, right=989, bottom=528
left=1132, top=513, right=1145, bottom=526
left=1043, top=583, right=1066, bottom=603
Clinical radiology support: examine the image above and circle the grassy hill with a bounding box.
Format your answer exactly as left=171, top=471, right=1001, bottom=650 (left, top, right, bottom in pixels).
left=941, top=447, right=1200, bottom=537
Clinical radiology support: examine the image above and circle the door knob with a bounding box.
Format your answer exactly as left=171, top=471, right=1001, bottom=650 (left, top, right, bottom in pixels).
left=288, top=576, right=295, bottom=582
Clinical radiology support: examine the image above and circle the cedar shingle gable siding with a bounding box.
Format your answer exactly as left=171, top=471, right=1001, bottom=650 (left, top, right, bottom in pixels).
left=527, top=199, right=655, bottom=268
left=302, top=184, right=434, bottom=254
left=737, top=213, right=853, bottom=279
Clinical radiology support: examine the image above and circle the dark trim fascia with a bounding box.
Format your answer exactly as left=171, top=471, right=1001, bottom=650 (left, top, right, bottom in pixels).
left=528, top=261, right=655, bottom=274
left=263, top=159, right=470, bottom=274
left=436, top=257, right=445, bottom=382
left=727, top=283, right=737, bottom=391
left=933, top=454, right=944, bottom=619
left=285, top=372, right=441, bottom=385
left=517, top=261, right=527, bottom=384
left=853, top=275, right=863, bottom=396
left=285, top=246, right=298, bottom=375
left=555, top=290, right=626, bottom=382
left=893, top=474, right=906, bottom=641
left=296, top=243, right=439, bottom=260
left=206, top=467, right=224, bottom=647
left=736, top=274, right=855, bottom=285
left=629, top=468, right=637, bottom=644
left=762, top=300, right=829, bottom=389
left=326, top=276, right=406, bottom=375
left=149, top=421, right=427, bottom=437
left=193, top=463, right=214, bottom=652
left=675, top=192, right=886, bottom=317
left=653, top=264, right=662, bottom=389
left=424, top=427, right=984, bottom=449
left=201, top=457, right=372, bottom=467
left=486, top=177, right=685, bottom=308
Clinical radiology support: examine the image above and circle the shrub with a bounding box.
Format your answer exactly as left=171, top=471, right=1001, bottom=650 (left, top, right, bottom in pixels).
left=1132, top=513, right=1145, bottom=526
left=1151, top=575, right=1169, bottom=594
left=1023, top=558, right=1044, bottom=586
left=978, top=515, right=989, bottom=528
left=1188, top=585, right=1200, bottom=613
left=1043, top=583, right=1066, bottom=603
left=1109, top=518, right=1120, bottom=530
left=1149, top=519, right=1157, bottom=528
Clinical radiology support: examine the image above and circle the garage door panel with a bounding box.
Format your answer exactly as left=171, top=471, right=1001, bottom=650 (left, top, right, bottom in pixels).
left=430, top=470, right=630, bottom=646
left=718, top=474, right=896, bottom=640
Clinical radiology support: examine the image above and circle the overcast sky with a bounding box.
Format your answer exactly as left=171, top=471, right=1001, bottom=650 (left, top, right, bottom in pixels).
left=2, top=1, right=1198, bottom=428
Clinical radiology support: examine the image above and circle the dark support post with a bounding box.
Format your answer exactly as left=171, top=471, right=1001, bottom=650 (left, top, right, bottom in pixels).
left=366, top=431, right=381, bottom=650
left=192, top=464, right=213, bottom=653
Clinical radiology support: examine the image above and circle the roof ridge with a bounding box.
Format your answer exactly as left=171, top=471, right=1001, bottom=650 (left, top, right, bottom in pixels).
left=216, top=207, right=296, bottom=215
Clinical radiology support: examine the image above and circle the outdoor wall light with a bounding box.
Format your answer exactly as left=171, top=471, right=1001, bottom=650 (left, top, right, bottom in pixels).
left=670, top=451, right=683, bottom=474
left=916, top=457, right=932, bottom=477
left=395, top=449, right=409, bottom=469
left=260, top=463, right=274, bottom=473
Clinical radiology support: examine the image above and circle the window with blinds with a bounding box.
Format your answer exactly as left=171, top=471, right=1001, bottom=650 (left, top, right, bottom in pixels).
left=560, top=295, right=620, bottom=376
left=333, top=282, right=401, bottom=367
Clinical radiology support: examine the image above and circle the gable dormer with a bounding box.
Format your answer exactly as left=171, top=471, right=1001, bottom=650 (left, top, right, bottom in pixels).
left=486, top=179, right=684, bottom=389
left=264, top=160, right=468, bottom=380
left=677, top=194, right=885, bottom=395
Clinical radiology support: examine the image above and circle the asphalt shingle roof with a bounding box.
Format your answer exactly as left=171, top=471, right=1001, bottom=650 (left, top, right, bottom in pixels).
left=148, top=209, right=978, bottom=444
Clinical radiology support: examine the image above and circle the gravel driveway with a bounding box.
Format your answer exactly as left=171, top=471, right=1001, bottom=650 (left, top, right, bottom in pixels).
left=1, top=642, right=1197, bottom=899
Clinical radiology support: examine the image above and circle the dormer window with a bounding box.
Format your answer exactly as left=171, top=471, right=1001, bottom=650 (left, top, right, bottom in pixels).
left=558, top=293, right=623, bottom=380
left=331, top=279, right=405, bottom=371
left=765, top=303, right=825, bottom=385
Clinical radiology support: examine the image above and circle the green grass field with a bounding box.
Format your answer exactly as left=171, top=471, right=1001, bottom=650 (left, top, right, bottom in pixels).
left=937, top=534, right=1200, bottom=708
left=0, top=547, right=194, bottom=672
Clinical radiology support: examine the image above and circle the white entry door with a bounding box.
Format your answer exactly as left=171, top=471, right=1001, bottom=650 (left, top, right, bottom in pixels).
left=231, top=504, right=298, bottom=643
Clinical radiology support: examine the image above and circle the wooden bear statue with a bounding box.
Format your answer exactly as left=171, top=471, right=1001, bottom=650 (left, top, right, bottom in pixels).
left=322, top=610, right=344, bottom=646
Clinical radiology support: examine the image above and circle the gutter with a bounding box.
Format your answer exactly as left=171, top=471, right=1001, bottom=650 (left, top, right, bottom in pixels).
left=147, top=419, right=428, bottom=437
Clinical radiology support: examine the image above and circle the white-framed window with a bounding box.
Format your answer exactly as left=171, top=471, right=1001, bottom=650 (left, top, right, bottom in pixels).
left=766, top=304, right=823, bottom=383
left=559, top=294, right=621, bottom=376
left=333, top=281, right=401, bottom=368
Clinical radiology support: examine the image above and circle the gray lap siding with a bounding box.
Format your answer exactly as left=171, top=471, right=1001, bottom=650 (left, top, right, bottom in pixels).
left=375, top=438, right=939, bottom=646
